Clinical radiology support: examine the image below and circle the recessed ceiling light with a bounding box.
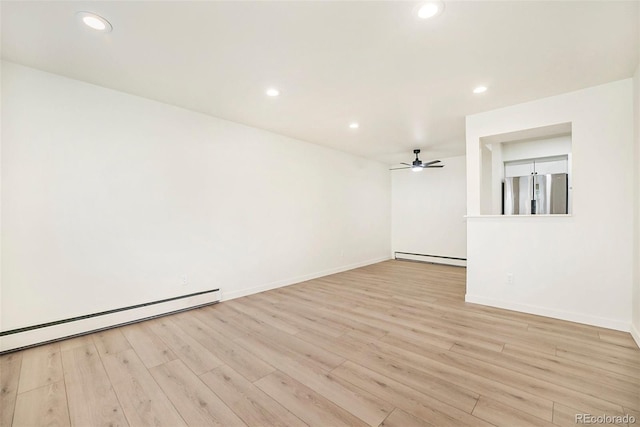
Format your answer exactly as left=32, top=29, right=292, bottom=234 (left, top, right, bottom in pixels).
left=473, top=86, right=488, bottom=94
left=266, top=88, right=280, bottom=97
left=349, top=122, right=359, bottom=129
left=416, top=1, right=444, bottom=19
left=77, top=12, right=112, bottom=32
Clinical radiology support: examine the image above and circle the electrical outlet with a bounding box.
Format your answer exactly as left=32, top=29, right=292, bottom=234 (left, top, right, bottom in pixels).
left=181, top=274, right=188, bottom=286
left=507, top=273, right=514, bottom=285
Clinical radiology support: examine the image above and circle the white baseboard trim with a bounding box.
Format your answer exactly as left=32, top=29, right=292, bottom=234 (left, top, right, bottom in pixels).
left=465, top=294, right=630, bottom=332
left=631, top=323, right=640, bottom=349
left=221, top=256, right=391, bottom=302
left=394, top=252, right=467, bottom=267
left=1, top=290, right=220, bottom=353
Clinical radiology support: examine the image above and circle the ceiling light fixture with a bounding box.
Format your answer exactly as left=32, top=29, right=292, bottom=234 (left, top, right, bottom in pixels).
left=349, top=122, right=359, bottom=129
left=412, top=165, right=423, bottom=172
left=473, top=86, right=488, bottom=94
left=416, top=1, right=445, bottom=19
left=77, top=12, right=112, bottom=32
left=266, top=88, right=280, bottom=97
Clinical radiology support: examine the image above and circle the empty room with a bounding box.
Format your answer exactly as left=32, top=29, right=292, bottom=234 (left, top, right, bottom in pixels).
left=1, top=1, right=639, bottom=426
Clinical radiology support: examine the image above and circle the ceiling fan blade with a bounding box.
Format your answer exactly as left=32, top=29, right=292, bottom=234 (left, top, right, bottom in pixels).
left=424, top=165, right=445, bottom=168
left=400, top=162, right=412, bottom=166
left=389, top=167, right=411, bottom=170
left=422, top=159, right=441, bottom=166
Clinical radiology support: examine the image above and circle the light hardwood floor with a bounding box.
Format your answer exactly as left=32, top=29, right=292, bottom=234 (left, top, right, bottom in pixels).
left=2, top=260, right=639, bottom=426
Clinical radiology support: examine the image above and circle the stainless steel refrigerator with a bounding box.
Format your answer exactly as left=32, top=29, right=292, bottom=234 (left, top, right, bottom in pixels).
left=503, top=173, right=568, bottom=215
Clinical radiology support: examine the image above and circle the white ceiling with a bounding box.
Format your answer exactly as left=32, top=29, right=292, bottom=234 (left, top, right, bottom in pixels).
left=2, top=1, right=638, bottom=165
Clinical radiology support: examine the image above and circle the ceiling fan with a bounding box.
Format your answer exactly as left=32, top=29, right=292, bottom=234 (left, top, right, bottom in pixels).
left=390, top=149, right=444, bottom=171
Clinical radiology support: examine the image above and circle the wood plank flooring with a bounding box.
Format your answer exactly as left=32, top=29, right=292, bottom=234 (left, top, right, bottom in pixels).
left=2, top=260, right=639, bottom=426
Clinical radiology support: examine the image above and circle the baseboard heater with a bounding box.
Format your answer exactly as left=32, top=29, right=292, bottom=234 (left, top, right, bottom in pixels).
left=0, top=288, right=220, bottom=354
left=395, top=251, right=467, bottom=267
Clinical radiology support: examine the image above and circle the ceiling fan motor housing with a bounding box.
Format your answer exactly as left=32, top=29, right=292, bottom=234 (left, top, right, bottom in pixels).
left=413, top=149, right=422, bottom=166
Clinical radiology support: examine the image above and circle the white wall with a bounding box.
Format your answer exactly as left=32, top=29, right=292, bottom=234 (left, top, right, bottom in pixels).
left=501, top=135, right=571, bottom=162
left=391, top=155, right=466, bottom=263
left=0, top=61, right=391, bottom=332
left=466, top=79, right=635, bottom=331
left=633, top=63, right=640, bottom=345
